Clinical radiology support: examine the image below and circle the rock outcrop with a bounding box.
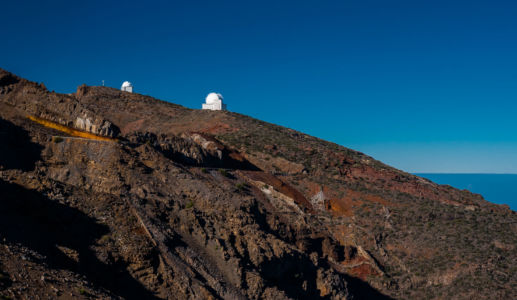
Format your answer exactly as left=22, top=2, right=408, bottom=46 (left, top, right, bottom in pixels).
left=0, top=70, right=119, bottom=138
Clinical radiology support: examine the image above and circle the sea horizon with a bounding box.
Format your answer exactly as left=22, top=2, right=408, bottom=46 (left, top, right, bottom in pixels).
left=415, top=173, right=517, bottom=211
left=416, top=172, right=517, bottom=175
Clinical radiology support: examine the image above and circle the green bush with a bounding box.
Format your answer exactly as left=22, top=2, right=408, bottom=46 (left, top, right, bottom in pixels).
left=235, top=182, right=249, bottom=191
left=218, top=169, right=229, bottom=177
left=99, top=234, right=110, bottom=244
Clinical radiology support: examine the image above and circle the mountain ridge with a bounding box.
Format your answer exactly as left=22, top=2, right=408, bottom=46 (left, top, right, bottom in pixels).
left=0, top=68, right=515, bottom=299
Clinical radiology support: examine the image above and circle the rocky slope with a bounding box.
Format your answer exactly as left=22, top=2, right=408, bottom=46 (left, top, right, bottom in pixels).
left=0, top=68, right=515, bottom=299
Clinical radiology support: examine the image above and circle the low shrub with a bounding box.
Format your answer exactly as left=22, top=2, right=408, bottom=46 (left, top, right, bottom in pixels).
left=218, top=169, right=229, bottom=177
left=235, top=182, right=250, bottom=191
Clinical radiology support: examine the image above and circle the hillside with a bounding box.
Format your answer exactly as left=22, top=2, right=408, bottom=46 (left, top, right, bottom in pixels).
left=0, top=68, right=515, bottom=299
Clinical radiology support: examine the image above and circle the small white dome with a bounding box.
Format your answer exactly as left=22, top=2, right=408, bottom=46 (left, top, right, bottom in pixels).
left=121, top=81, right=132, bottom=88
left=206, top=92, right=223, bottom=104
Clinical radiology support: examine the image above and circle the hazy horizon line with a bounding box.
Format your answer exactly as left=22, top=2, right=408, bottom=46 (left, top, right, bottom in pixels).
left=413, top=172, right=517, bottom=175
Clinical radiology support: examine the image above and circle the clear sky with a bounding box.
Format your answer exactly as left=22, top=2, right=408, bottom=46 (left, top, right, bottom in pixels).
left=2, top=0, right=517, bottom=173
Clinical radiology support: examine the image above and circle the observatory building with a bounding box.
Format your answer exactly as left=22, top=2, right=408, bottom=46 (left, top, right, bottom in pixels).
left=202, top=92, right=226, bottom=111
left=121, top=81, right=133, bottom=93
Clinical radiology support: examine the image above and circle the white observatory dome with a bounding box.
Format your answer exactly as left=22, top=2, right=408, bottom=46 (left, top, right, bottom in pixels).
left=121, top=81, right=133, bottom=93
left=205, top=92, right=223, bottom=104
left=202, top=92, right=226, bottom=110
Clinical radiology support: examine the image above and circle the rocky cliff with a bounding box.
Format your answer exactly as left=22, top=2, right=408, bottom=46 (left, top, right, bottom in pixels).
left=0, top=69, right=515, bottom=299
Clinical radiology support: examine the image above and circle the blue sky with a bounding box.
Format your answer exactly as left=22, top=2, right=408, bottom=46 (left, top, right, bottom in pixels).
left=2, top=0, right=517, bottom=173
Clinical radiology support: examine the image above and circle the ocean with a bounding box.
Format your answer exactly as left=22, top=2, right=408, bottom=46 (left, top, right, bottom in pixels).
left=415, top=174, right=517, bottom=211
